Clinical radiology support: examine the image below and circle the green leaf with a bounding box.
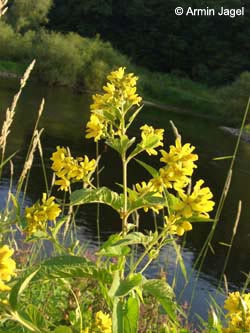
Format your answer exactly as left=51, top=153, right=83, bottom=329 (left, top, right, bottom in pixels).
left=112, top=232, right=154, bottom=247
left=218, top=242, right=231, bottom=247
left=123, top=296, right=140, bottom=333
left=36, top=255, right=112, bottom=283
left=25, top=304, right=47, bottom=330
left=51, top=217, right=68, bottom=238
left=93, top=108, right=116, bottom=123
left=213, top=155, right=233, bottom=161
left=112, top=297, right=124, bottom=333
left=164, top=190, right=180, bottom=214
left=115, top=273, right=143, bottom=297
left=0, top=151, right=18, bottom=169
left=108, top=270, right=120, bottom=299
left=127, top=192, right=166, bottom=215
left=98, top=244, right=130, bottom=257
left=9, top=269, right=40, bottom=310
left=25, top=230, right=49, bottom=242
left=54, top=326, right=73, bottom=333
left=135, top=158, right=159, bottom=178
left=98, top=234, right=130, bottom=257
left=126, top=105, right=143, bottom=129
left=106, top=136, right=135, bottom=155
left=70, top=187, right=123, bottom=213
left=178, top=216, right=215, bottom=223
left=142, top=279, right=176, bottom=321
left=172, top=241, right=187, bottom=283
left=112, top=295, right=140, bottom=333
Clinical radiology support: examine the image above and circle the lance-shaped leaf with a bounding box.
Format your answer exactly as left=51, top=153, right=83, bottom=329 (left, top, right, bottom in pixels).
left=10, top=269, right=40, bottom=310
left=106, top=135, right=135, bottom=155
left=129, top=135, right=160, bottom=159
left=112, top=231, right=154, bottom=247
left=35, top=255, right=112, bottom=283
left=142, top=279, right=176, bottom=321
left=115, top=273, right=144, bottom=297
left=70, top=187, right=123, bottom=213
left=123, top=296, right=140, bottom=333
left=135, top=158, right=159, bottom=178
left=98, top=234, right=131, bottom=257
left=127, top=192, right=166, bottom=215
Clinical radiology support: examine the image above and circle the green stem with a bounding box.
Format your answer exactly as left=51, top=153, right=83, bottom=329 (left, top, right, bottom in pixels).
left=96, top=142, right=101, bottom=247
left=130, top=229, right=166, bottom=274
left=122, top=157, right=128, bottom=235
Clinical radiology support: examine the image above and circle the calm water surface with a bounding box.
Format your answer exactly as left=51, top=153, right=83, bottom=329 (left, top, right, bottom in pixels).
left=1, top=78, right=250, bottom=322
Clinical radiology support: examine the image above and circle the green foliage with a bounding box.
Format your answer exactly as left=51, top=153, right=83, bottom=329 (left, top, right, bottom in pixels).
left=0, top=59, right=26, bottom=75
left=8, top=0, right=53, bottom=32
left=216, top=72, right=250, bottom=124
left=0, top=21, right=35, bottom=61
left=49, top=0, right=250, bottom=86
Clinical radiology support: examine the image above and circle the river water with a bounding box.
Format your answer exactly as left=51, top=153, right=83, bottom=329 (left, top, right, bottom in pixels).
left=1, top=77, right=250, bottom=323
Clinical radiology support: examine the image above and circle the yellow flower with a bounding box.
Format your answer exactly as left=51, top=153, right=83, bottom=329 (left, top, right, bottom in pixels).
left=164, top=216, right=192, bottom=236
left=95, top=310, right=112, bottom=333
left=107, top=67, right=125, bottom=81
left=25, top=194, right=61, bottom=236
left=82, top=328, right=89, bottom=333
left=41, top=193, right=61, bottom=221
left=0, top=245, right=16, bottom=291
left=51, top=147, right=96, bottom=190
left=90, top=67, right=142, bottom=115
left=160, top=138, right=198, bottom=178
left=140, top=124, right=164, bottom=155
left=86, top=114, right=105, bottom=142
left=158, top=167, right=189, bottom=190
left=132, top=181, right=163, bottom=213
left=224, top=292, right=241, bottom=314
left=54, top=177, right=71, bottom=191
left=223, top=292, right=250, bottom=332
left=174, top=180, right=215, bottom=218
left=135, top=181, right=154, bottom=195
left=50, top=146, right=68, bottom=172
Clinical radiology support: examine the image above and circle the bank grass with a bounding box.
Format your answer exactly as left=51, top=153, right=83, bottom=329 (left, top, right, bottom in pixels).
left=0, top=60, right=27, bottom=76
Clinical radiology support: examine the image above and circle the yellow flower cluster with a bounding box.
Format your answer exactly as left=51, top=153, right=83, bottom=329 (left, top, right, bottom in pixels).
left=163, top=180, right=214, bottom=236
left=86, top=114, right=105, bottom=142
left=51, top=146, right=96, bottom=191
left=82, top=310, right=112, bottom=333
left=142, top=138, right=214, bottom=236
left=95, top=310, right=112, bottom=333
left=0, top=245, right=16, bottom=291
left=92, top=67, right=142, bottom=110
left=175, top=180, right=215, bottom=218
left=25, top=193, right=61, bottom=236
left=159, top=138, right=198, bottom=189
left=223, top=292, right=250, bottom=332
left=131, top=181, right=163, bottom=213
left=165, top=215, right=193, bottom=237
left=86, top=67, right=142, bottom=142
left=140, top=124, right=164, bottom=155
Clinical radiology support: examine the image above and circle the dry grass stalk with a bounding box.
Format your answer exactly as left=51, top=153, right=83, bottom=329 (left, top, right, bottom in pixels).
left=0, top=60, right=36, bottom=158
left=19, top=128, right=44, bottom=184
left=0, top=0, right=8, bottom=17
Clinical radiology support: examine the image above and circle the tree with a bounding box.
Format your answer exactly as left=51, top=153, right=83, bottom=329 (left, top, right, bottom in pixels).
left=8, top=0, right=53, bottom=32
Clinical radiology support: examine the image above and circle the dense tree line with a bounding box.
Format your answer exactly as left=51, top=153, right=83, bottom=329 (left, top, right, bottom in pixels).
left=48, top=0, right=250, bottom=85
left=1, top=0, right=250, bottom=124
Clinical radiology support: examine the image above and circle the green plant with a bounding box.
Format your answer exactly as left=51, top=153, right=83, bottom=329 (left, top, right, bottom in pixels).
left=0, top=66, right=218, bottom=333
